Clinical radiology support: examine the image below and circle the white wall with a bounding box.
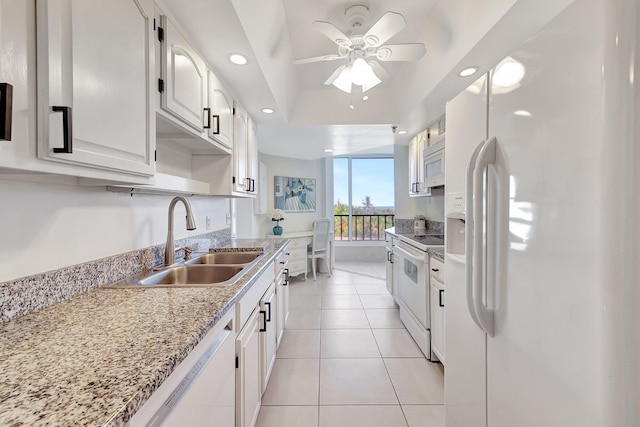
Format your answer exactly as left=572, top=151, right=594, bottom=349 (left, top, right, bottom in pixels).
left=0, top=178, right=230, bottom=283
left=235, top=153, right=326, bottom=238
left=393, top=145, right=445, bottom=221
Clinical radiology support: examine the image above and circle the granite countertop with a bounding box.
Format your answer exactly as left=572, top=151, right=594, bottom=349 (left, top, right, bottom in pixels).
left=385, top=227, right=445, bottom=262
left=0, top=238, right=287, bottom=427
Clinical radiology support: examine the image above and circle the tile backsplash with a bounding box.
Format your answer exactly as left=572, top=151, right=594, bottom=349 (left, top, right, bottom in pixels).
left=0, top=228, right=231, bottom=322
left=394, top=218, right=444, bottom=235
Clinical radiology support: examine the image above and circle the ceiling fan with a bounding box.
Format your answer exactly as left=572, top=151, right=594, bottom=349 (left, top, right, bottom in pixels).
left=294, top=5, right=426, bottom=93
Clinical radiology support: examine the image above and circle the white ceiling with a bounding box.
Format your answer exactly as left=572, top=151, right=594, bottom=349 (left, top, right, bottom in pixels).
left=159, top=0, right=572, bottom=160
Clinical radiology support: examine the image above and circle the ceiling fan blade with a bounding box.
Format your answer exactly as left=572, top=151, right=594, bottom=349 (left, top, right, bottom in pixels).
left=312, top=21, right=352, bottom=48
left=368, top=61, right=389, bottom=81
left=294, top=54, right=343, bottom=65
left=324, top=65, right=347, bottom=85
left=324, top=65, right=352, bottom=93
left=363, top=12, right=406, bottom=47
left=373, top=43, right=426, bottom=61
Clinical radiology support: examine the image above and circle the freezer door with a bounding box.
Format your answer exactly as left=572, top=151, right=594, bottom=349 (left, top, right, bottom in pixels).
left=444, top=73, right=489, bottom=427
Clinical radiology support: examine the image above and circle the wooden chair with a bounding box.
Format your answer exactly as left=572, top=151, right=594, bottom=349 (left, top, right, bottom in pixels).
left=307, top=218, right=332, bottom=280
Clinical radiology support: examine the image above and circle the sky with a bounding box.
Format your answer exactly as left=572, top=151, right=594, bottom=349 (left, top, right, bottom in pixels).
left=333, top=158, right=395, bottom=208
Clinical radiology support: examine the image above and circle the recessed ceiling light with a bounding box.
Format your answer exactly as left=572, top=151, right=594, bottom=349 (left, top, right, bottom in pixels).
left=349, top=104, right=355, bottom=110
left=459, top=66, right=479, bottom=77
left=324, top=148, right=334, bottom=153
left=397, top=130, right=407, bottom=135
left=261, top=108, right=274, bottom=114
left=514, top=110, right=532, bottom=117
left=229, top=54, right=248, bottom=65
left=362, top=95, right=369, bottom=101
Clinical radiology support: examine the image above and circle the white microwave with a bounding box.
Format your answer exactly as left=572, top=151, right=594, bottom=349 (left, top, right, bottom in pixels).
left=423, top=137, right=445, bottom=188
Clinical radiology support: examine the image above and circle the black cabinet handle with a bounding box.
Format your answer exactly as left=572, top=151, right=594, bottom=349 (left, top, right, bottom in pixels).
left=283, top=268, right=289, bottom=285
left=265, top=302, right=271, bottom=322
left=212, top=114, right=220, bottom=134
left=203, top=107, right=211, bottom=129
left=280, top=261, right=285, bottom=265
left=431, top=268, right=439, bottom=272
left=250, top=178, right=255, bottom=192
left=259, top=310, right=267, bottom=332
left=439, top=289, right=444, bottom=307
left=52, top=106, right=72, bottom=153
left=286, top=253, right=290, bottom=256
left=0, top=83, right=13, bottom=141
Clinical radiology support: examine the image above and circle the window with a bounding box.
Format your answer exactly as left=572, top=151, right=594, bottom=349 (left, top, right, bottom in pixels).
left=333, top=157, right=395, bottom=241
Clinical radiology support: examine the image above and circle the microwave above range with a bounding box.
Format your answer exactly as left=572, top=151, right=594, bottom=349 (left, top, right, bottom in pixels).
left=423, top=134, right=445, bottom=189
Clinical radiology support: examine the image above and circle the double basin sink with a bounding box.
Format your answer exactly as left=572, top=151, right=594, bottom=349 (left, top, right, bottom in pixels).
left=105, top=251, right=265, bottom=288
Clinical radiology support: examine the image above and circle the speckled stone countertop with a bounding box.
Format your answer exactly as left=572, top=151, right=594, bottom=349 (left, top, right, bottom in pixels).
left=385, top=227, right=445, bottom=262
left=0, top=238, right=287, bottom=427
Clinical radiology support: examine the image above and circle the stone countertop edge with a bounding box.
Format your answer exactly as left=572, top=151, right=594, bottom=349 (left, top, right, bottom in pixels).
left=385, top=227, right=445, bottom=262
left=0, top=237, right=289, bottom=427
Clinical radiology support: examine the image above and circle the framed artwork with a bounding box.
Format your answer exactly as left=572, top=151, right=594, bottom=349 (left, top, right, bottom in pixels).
left=274, top=176, right=316, bottom=212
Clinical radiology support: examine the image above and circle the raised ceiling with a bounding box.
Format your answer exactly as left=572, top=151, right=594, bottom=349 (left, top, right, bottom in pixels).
left=159, top=0, right=574, bottom=160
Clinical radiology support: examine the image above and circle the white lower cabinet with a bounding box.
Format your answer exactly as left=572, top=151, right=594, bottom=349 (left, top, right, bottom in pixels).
left=236, top=307, right=262, bottom=427
left=260, top=284, right=277, bottom=393
left=430, top=257, right=445, bottom=364
left=126, top=309, right=235, bottom=427
left=274, top=246, right=289, bottom=347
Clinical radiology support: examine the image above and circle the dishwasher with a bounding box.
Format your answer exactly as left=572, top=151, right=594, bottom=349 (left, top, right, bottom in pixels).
left=127, top=310, right=235, bottom=427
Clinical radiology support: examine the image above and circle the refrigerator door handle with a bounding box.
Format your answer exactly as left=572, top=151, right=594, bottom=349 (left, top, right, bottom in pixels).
left=465, top=139, right=485, bottom=331
left=472, top=136, right=497, bottom=336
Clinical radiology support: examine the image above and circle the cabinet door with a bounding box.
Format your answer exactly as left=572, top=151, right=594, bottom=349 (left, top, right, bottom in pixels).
left=207, top=69, right=233, bottom=149
left=236, top=307, right=261, bottom=427
left=276, top=269, right=289, bottom=347
left=233, top=103, right=248, bottom=193
left=160, top=14, right=206, bottom=132
left=408, top=135, right=418, bottom=194
left=430, top=277, right=445, bottom=363
left=246, top=117, right=258, bottom=197
left=260, top=284, right=277, bottom=393
left=37, top=0, right=154, bottom=176
left=385, top=249, right=394, bottom=296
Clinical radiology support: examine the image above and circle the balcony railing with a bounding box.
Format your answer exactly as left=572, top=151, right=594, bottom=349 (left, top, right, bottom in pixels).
left=334, top=214, right=395, bottom=241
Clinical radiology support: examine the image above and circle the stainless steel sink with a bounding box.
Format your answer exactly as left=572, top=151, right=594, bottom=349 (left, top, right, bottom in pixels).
left=137, top=265, right=244, bottom=286
left=103, top=250, right=266, bottom=288
left=186, top=251, right=263, bottom=265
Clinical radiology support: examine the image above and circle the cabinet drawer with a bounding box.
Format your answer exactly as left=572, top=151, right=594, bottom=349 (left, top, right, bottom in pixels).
left=287, top=259, right=307, bottom=275
left=287, top=238, right=309, bottom=249
left=430, top=257, right=444, bottom=284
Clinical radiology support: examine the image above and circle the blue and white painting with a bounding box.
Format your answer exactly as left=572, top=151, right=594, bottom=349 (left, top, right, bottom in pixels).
left=274, top=176, right=316, bottom=212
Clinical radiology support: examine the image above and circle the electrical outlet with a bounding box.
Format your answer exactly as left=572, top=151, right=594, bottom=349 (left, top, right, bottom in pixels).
left=206, top=216, right=211, bottom=230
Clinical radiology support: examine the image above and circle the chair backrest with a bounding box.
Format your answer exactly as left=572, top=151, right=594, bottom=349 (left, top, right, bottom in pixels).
left=311, top=218, right=331, bottom=254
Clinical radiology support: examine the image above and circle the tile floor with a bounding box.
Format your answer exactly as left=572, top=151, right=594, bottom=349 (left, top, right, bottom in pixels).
left=256, top=261, right=445, bottom=427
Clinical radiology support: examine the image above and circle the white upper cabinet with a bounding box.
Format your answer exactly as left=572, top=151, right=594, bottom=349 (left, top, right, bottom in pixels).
left=207, top=69, right=233, bottom=150
left=36, top=0, right=155, bottom=178
left=409, top=129, right=429, bottom=196
left=247, top=117, right=258, bottom=195
left=159, top=14, right=207, bottom=132
left=233, top=102, right=249, bottom=193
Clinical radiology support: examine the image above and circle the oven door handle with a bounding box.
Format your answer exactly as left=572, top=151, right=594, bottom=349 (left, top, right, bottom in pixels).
left=394, top=244, right=424, bottom=263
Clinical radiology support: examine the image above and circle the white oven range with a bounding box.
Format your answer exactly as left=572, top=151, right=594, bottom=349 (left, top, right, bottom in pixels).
left=394, top=234, right=443, bottom=360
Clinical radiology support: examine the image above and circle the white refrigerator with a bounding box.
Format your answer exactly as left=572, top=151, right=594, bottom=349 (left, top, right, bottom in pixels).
left=444, top=0, right=639, bottom=426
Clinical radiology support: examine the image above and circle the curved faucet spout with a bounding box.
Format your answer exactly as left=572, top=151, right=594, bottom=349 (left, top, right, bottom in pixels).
left=165, top=196, right=197, bottom=266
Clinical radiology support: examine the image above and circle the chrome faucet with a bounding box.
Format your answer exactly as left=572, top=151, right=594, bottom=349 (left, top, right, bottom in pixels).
left=165, top=196, right=197, bottom=266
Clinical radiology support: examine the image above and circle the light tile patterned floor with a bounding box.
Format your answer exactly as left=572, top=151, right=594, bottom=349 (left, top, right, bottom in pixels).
left=256, top=261, right=445, bottom=427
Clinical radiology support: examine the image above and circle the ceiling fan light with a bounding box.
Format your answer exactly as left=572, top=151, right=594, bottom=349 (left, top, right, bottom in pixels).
left=351, top=58, right=374, bottom=86
left=332, top=66, right=353, bottom=93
